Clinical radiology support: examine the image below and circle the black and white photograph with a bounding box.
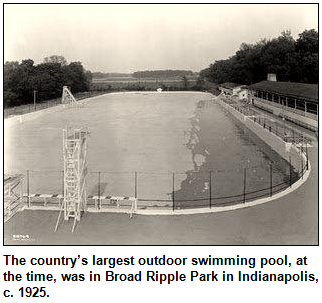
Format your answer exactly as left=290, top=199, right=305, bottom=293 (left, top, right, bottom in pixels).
left=3, top=3, right=318, bottom=246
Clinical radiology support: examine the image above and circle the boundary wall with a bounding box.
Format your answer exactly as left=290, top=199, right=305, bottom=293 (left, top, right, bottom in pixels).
left=217, top=98, right=306, bottom=174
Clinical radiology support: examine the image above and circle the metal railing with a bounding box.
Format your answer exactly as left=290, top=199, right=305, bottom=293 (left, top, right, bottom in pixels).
left=220, top=97, right=313, bottom=145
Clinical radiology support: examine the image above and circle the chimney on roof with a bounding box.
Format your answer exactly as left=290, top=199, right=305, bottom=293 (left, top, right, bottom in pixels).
left=267, top=73, right=277, bottom=82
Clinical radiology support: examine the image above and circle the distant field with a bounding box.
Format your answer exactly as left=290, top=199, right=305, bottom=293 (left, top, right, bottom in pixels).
left=92, top=77, right=137, bottom=83
left=91, top=76, right=198, bottom=91
left=92, top=76, right=198, bottom=83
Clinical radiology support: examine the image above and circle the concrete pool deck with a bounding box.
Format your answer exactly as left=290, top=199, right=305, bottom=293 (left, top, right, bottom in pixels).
left=3, top=92, right=318, bottom=245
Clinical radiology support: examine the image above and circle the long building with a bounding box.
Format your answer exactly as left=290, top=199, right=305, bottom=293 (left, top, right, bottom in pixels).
left=247, top=80, right=318, bottom=131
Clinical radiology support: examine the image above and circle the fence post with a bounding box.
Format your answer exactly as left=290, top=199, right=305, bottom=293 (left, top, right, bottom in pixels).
left=306, top=142, right=308, bottom=170
left=98, top=172, right=101, bottom=210
left=243, top=168, right=246, bottom=203
left=61, top=170, right=64, bottom=207
left=289, top=156, right=292, bottom=187
left=134, top=171, right=137, bottom=199
left=27, top=170, right=30, bottom=207
left=270, top=164, right=273, bottom=197
left=209, top=171, right=212, bottom=209
left=172, top=173, right=175, bottom=211
left=301, top=153, right=304, bottom=179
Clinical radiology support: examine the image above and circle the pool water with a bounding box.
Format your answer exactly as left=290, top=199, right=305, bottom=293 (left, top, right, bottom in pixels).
left=4, top=92, right=294, bottom=206
left=174, top=100, right=294, bottom=208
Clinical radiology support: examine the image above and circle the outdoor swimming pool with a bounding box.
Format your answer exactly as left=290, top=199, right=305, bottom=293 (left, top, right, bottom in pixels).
left=4, top=92, right=296, bottom=208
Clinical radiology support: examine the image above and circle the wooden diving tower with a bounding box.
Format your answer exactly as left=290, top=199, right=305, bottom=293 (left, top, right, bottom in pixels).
left=54, top=127, right=89, bottom=233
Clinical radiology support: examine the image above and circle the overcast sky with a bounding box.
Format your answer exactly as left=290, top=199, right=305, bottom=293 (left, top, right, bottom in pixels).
left=4, top=3, right=318, bottom=73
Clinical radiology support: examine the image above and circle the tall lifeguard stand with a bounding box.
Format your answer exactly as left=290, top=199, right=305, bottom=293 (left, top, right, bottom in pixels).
left=54, top=127, right=89, bottom=233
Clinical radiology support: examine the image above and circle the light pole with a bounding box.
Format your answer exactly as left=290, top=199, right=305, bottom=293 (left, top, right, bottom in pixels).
left=33, top=90, right=37, bottom=111
left=282, top=98, right=286, bottom=139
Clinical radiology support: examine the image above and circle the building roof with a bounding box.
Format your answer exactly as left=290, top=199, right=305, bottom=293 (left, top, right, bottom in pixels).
left=248, top=81, right=318, bottom=103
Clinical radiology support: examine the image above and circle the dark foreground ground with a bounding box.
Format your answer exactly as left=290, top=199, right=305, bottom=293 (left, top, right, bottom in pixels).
left=4, top=142, right=318, bottom=245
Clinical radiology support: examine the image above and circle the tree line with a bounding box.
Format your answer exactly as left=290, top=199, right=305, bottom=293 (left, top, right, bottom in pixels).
left=4, top=29, right=317, bottom=109
left=199, top=29, right=318, bottom=85
left=4, top=55, right=92, bottom=108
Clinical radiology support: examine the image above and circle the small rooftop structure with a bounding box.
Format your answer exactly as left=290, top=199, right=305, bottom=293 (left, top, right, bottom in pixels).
left=267, top=73, right=277, bottom=82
